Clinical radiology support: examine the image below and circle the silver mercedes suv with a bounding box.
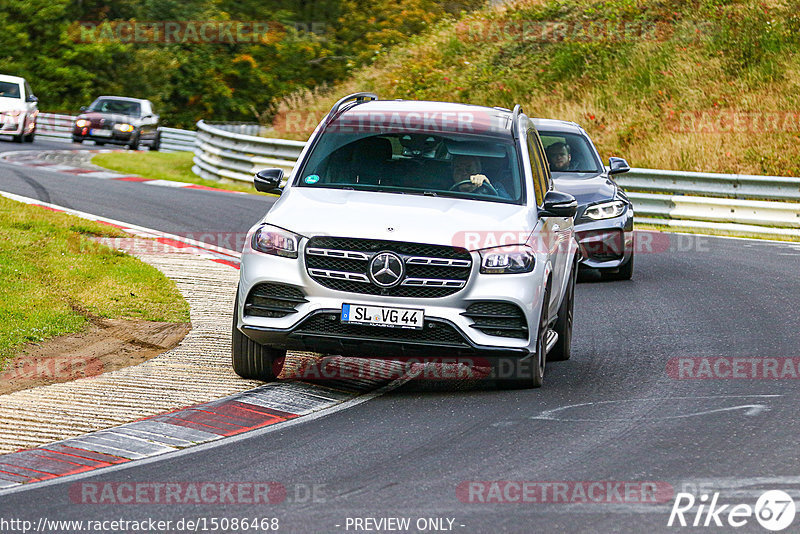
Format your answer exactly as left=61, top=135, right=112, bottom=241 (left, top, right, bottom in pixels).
left=233, top=93, right=579, bottom=388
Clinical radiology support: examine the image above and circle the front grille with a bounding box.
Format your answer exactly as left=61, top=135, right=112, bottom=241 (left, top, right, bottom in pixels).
left=462, top=301, right=528, bottom=339
left=245, top=283, right=307, bottom=318
left=305, top=237, right=472, bottom=298
left=293, top=313, right=468, bottom=346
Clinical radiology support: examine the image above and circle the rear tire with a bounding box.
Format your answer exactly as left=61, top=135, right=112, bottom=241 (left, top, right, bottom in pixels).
left=549, top=262, right=576, bottom=361
left=231, top=293, right=285, bottom=381
left=494, top=288, right=548, bottom=389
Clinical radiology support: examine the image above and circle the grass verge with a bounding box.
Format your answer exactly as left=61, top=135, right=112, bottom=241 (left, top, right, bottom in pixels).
left=91, top=151, right=258, bottom=194
left=635, top=222, right=800, bottom=243
left=0, top=196, right=190, bottom=365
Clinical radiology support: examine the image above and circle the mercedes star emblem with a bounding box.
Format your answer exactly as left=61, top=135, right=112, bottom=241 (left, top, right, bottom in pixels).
left=368, top=252, right=404, bottom=288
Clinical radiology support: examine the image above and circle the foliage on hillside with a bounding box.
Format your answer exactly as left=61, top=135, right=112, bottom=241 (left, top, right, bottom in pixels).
left=271, top=0, right=800, bottom=176
left=0, top=0, right=481, bottom=127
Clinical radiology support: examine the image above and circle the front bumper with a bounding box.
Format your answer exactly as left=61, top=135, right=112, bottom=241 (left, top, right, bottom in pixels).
left=236, top=239, right=549, bottom=360
left=575, top=208, right=634, bottom=269
left=72, top=127, right=135, bottom=144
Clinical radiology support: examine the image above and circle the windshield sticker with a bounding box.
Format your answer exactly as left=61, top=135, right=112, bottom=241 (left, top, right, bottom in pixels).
left=304, top=174, right=320, bottom=184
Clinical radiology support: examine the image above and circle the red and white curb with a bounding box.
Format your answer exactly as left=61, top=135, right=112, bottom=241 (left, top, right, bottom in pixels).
left=0, top=149, right=247, bottom=195
left=0, top=373, right=408, bottom=492
left=0, top=190, right=242, bottom=269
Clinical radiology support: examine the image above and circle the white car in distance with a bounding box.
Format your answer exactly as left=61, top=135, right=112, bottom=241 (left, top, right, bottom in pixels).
left=0, top=74, right=38, bottom=143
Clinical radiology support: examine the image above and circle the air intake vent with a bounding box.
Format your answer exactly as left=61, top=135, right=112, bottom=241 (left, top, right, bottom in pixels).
left=245, top=284, right=307, bottom=318
left=462, top=301, right=528, bottom=339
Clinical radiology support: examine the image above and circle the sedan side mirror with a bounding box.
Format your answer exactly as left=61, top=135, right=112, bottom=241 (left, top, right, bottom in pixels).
left=254, top=168, right=284, bottom=193
left=79, top=106, right=88, bottom=112
left=540, top=190, right=577, bottom=218
left=608, top=157, right=630, bottom=175
left=26, top=94, right=38, bottom=103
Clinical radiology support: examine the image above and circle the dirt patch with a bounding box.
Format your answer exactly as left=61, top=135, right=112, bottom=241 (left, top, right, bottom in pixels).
left=0, top=318, right=190, bottom=395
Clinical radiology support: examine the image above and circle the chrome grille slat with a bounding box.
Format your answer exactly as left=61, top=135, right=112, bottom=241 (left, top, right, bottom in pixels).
left=308, top=268, right=370, bottom=283
left=405, top=257, right=471, bottom=268
left=307, top=248, right=369, bottom=261
left=401, top=278, right=466, bottom=288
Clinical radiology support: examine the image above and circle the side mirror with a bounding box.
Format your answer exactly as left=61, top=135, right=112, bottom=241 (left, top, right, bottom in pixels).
left=254, top=168, right=284, bottom=193
left=26, top=94, right=38, bottom=103
left=608, top=157, right=630, bottom=175
left=540, top=190, right=577, bottom=218
left=79, top=106, right=88, bottom=112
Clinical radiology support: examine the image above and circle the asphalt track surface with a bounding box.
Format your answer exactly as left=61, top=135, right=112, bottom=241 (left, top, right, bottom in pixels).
left=1, top=139, right=799, bottom=533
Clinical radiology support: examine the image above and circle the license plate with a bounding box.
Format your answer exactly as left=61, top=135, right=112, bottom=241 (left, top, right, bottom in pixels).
left=341, top=303, right=424, bottom=329
left=91, top=129, right=112, bottom=137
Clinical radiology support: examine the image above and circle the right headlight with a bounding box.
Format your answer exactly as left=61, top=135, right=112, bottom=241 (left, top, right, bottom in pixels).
left=583, top=200, right=627, bottom=220
left=251, top=225, right=300, bottom=258
left=479, top=246, right=535, bottom=274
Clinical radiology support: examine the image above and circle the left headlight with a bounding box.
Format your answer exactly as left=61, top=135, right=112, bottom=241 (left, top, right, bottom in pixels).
left=251, top=225, right=300, bottom=258
left=479, top=246, right=535, bottom=274
left=114, top=123, right=135, bottom=132
left=583, top=200, right=627, bottom=220
left=75, top=119, right=90, bottom=128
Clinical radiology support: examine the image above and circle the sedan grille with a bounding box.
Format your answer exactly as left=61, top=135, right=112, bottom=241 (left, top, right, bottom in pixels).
left=462, top=301, right=528, bottom=339
left=245, top=283, right=307, bottom=318
left=305, top=237, right=472, bottom=298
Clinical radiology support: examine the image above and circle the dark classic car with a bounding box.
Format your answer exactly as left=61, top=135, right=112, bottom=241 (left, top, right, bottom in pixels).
left=535, top=119, right=634, bottom=280
left=72, top=96, right=160, bottom=150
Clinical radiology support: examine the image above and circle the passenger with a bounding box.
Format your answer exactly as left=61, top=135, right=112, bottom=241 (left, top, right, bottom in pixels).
left=451, top=155, right=511, bottom=199
left=546, top=142, right=572, bottom=171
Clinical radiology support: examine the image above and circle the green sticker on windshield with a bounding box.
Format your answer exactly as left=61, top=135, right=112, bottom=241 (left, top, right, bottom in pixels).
left=304, top=174, right=320, bottom=184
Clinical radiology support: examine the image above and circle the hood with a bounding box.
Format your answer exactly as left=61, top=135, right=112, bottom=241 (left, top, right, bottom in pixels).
left=553, top=172, right=617, bottom=206
left=263, top=187, right=535, bottom=251
left=78, top=112, right=140, bottom=125
left=0, top=98, right=25, bottom=113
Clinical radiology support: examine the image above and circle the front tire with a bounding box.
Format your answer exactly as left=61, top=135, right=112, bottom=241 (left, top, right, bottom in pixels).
left=72, top=136, right=83, bottom=144
left=603, top=252, right=634, bottom=281
left=231, top=294, right=285, bottom=381
left=494, top=288, right=549, bottom=389
left=128, top=133, right=140, bottom=150
left=148, top=132, right=161, bottom=151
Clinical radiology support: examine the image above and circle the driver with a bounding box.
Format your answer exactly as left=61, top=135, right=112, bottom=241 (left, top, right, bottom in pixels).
left=545, top=142, right=572, bottom=171
left=451, top=155, right=510, bottom=198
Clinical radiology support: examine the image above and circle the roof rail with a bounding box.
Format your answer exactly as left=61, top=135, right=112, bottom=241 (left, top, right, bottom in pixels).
left=325, top=92, right=378, bottom=124
left=511, top=104, right=523, bottom=138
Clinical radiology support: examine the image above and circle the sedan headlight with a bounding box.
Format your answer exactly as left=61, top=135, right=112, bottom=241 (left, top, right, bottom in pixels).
left=75, top=119, right=90, bottom=128
left=251, top=225, right=300, bottom=258
left=479, top=246, right=535, bottom=274
left=114, top=123, right=134, bottom=132
left=583, top=200, right=627, bottom=220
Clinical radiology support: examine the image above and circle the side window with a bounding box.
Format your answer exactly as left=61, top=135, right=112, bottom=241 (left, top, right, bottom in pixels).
left=526, top=130, right=548, bottom=205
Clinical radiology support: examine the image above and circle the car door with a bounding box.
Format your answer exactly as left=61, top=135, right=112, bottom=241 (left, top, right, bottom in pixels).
left=527, top=126, right=570, bottom=318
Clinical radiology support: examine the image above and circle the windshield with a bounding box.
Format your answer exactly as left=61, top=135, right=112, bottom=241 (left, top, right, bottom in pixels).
left=539, top=131, right=603, bottom=175
left=295, top=130, right=524, bottom=204
left=0, top=82, right=21, bottom=99
left=89, top=99, right=141, bottom=117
